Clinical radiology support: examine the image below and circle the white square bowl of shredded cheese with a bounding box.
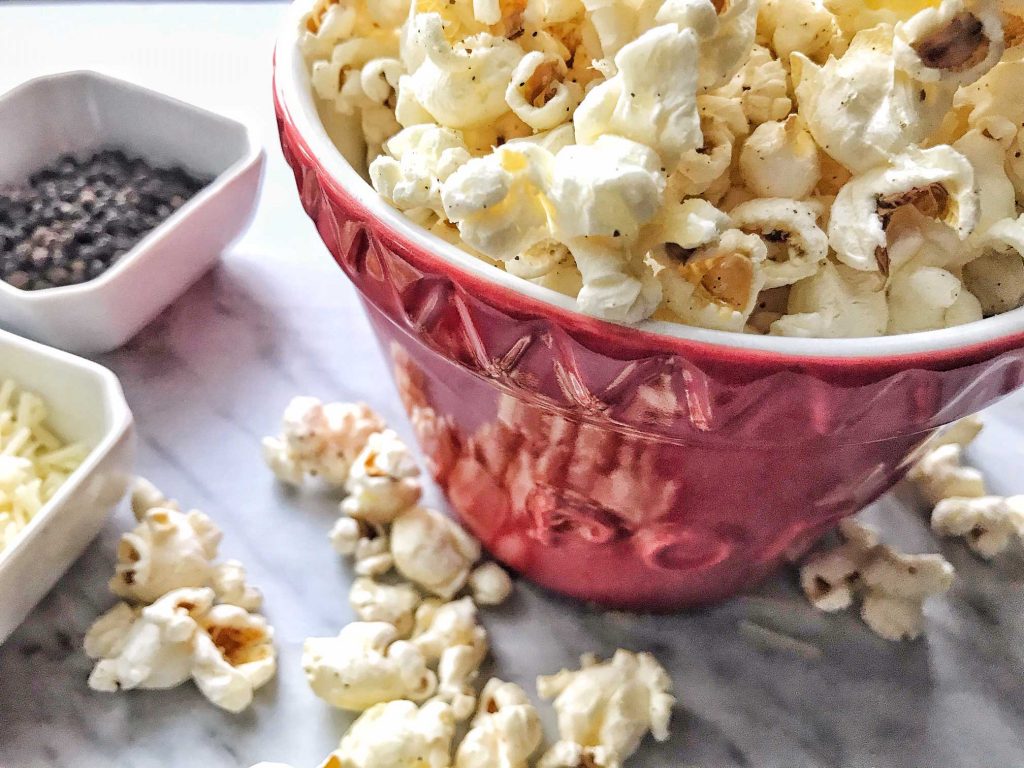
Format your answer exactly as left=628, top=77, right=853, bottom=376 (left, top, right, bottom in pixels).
left=0, top=329, right=133, bottom=644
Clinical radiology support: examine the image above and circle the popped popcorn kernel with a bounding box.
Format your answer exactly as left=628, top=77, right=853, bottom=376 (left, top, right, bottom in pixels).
left=537, top=650, right=675, bottom=768
left=800, top=520, right=954, bottom=641
left=932, top=495, right=1024, bottom=558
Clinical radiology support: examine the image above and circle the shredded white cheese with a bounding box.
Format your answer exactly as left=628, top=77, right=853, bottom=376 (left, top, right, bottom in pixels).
left=0, top=379, right=87, bottom=553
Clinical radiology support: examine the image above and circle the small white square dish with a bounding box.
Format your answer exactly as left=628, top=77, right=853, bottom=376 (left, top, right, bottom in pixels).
left=0, top=70, right=265, bottom=354
left=0, top=329, right=134, bottom=645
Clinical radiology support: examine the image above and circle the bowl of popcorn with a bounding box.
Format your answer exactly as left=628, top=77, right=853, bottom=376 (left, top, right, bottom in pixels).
left=274, top=0, right=1024, bottom=608
left=0, top=329, right=134, bottom=644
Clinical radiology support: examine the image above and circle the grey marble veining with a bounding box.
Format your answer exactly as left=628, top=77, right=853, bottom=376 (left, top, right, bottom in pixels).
left=0, top=250, right=1022, bottom=768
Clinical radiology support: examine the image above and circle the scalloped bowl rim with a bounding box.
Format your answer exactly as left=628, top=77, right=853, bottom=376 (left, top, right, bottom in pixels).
left=274, top=4, right=1024, bottom=362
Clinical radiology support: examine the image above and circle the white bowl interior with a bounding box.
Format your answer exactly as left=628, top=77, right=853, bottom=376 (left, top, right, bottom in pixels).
left=0, top=71, right=250, bottom=186
left=275, top=4, right=1024, bottom=360
left=0, top=343, right=111, bottom=456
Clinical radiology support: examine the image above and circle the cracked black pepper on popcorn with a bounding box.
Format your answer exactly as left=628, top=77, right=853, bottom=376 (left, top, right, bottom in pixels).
left=0, top=149, right=212, bottom=291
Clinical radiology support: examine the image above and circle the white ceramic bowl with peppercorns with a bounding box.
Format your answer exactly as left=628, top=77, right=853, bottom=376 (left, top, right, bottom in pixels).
left=0, top=71, right=265, bottom=355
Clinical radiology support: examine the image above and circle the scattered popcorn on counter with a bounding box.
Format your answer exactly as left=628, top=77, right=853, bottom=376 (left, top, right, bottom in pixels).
left=85, top=479, right=274, bottom=712
left=932, top=495, right=1024, bottom=558
left=302, top=0, right=1024, bottom=335
left=468, top=561, right=513, bottom=606
left=333, top=699, right=457, bottom=768
left=413, top=597, right=489, bottom=719
left=536, top=650, right=675, bottom=768
left=262, top=397, right=385, bottom=487
left=908, top=442, right=987, bottom=506
left=302, top=621, right=437, bottom=710
left=350, top=577, right=422, bottom=636
left=391, top=506, right=482, bottom=598
left=85, top=587, right=277, bottom=713
left=0, top=379, right=87, bottom=553
left=342, top=429, right=423, bottom=524
left=800, top=520, right=954, bottom=641
left=454, top=679, right=543, bottom=768
left=109, top=506, right=222, bottom=604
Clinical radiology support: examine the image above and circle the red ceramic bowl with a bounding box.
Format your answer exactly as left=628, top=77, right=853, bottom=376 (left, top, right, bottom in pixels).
left=274, top=12, right=1024, bottom=609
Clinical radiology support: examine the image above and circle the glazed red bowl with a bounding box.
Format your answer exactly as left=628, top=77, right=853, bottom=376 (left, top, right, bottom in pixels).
left=273, top=13, right=1024, bottom=609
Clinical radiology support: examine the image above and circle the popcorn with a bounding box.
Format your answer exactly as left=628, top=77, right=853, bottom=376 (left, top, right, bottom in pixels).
left=302, top=621, right=437, bottom=710
left=108, top=506, right=222, bottom=604
left=859, top=544, right=955, bottom=641
left=441, top=142, right=556, bottom=263
left=342, top=429, right=423, bottom=525
left=391, top=506, right=482, bottom=597
left=908, top=442, right=987, bottom=504
left=412, top=596, right=488, bottom=662
left=800, top=520, right=954, bottom=641
left=738, top=117, right=822, bottom=201
left=192, top=603, right=277, bottom=713
left=828, top=145, right=979, bottom=272
left=407, top=14, right=523, bottom=129
left=653, top=228, right=768, bottom=332
left=370, top=125, right=473, bottom=217
left=569, top=237, right=663, bottom=324
left=536, top=650, right=675, bottom=768
left=130, top=476, right=178, bottom=519
left=211, top=559, right=263, bottom=612
left=729, top=199, right=829, bottom=288
left=718, top=44, right=792, bottom=126
left=793, top=27, right=950, bottom=175
left=770, top=261, right=889, bottom=337
left=333, top=699, right=456, bottom=768
left=350, top=576, right=422, bottom=635
left=550, top=137, right=667, bottom=241
left=86, top=588, right=210, bottom=693
left=505, top=52, right=583, bottom=131
left=573, top=24, right=702, bottom=168
left=304, top=0, right=1024, bottom=338
left=963, top=215, right=1024, bottom=314
left=893, top=0, right=1005, bottom=87
left=657, top=0, right=760, bottom=89
left=929, top=414, right=983, bottom=449
left=333, top=518, right=396, bottom=576
left=887, top=263, right=983, bottom=333
left=455, top=679, right=543, bottom=768
left=932, top=495, right=1024, bottom=558
left=263, top=398, right=386, bottom=487
left=86, top=588, right=278, bottom=710
left=468, top=562, right=513, bottom=605
left=758, top=0, right=844, bottom=61
left=954, top=129, right=1017, bottom=241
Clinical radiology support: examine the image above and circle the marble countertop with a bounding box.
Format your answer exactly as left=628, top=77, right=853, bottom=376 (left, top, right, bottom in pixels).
left=1, top=4, right=1024, bottom=767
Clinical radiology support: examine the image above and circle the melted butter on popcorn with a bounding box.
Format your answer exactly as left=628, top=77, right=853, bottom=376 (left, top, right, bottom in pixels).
left=303, top=0, right=1024, bottom=335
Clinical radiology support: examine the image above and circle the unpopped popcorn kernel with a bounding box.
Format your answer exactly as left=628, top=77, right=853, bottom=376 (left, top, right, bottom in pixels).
left=536, top=650, right=675, bottom=768
left=468, top=562, right=513, bottom=605
left=303, top=621, right=437, bottom=710
left=932, top=495, right=1024, bottom=558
